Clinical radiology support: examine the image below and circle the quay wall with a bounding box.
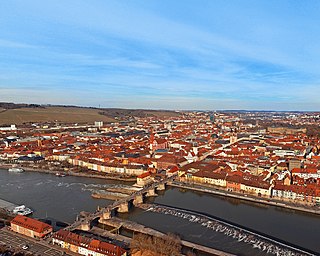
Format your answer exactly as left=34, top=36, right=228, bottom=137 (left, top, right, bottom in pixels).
left=0, top=164, right=136, bottom=182
left=0, top=198, right=18, bottom=212
left=169, top=182, right=320, bottom=216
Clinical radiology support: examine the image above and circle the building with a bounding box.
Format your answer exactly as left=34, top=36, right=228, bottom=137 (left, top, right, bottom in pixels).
left=52, top=229, right=127, bottom=256
left=291, top=168, right=320, bottom=180
left=155, top=154, right=188, bottom=169
left=94, top=121, right=104, bottom=128
left=267, top=126, right=306, bottom=134
left=272, top=184, right=320, bottom=204
left=240, top=180, right=272, bottom=197
left=137, top=171, right=152, bottom=186
left=10, top=215, right=53, bottom=238
left=0, top=124, right=17, bottom=131
left=289, top=159, right=301, bottom=171
left=150, top=133, right=169, bottom=152
left=226, top=175, right=242, bottom=192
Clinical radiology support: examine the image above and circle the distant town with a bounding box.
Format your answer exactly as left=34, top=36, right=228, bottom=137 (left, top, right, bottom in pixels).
left=0, top=104, right=320, bottom=256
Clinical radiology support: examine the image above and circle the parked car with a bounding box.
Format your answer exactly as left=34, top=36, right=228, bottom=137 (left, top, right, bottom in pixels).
left=22, top=245, right=29, bottom=250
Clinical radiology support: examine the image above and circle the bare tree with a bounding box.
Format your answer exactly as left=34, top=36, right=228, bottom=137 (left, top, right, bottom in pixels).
left=130, top=233, right=181, bottom=256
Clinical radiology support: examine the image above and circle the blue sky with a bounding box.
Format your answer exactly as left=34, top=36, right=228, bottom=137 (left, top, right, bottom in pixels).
left=1, top=0, right=320, bottom=110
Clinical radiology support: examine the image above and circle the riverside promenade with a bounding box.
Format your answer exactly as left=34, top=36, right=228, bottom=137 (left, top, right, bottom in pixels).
left=169, top=181, right=320, bottom=216
left=0, top=163, right=136, bottom=182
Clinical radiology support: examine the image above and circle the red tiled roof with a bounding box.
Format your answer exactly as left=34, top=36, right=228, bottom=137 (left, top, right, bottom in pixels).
left=53, top=230, right=127, bottom=255
left=11, top=215, right=52, bottom=234
left=168, top=166, right=179, bottom=173
left=138, top=171, right=151, bottom=179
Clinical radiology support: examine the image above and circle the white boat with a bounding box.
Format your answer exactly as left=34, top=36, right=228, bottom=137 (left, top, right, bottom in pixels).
left=8, top=168, right=24, bottom=173
left=55, top=172, right=66, bottom=177
left=12, top=205, right=33, bottom=215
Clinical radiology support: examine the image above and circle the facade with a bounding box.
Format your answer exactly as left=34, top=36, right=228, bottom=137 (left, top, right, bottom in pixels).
left=289, top=159, right=301, bottom=171
left=67, top=158, right=145, bottom=176
left=52, top=229, right=127, bottom=256
left=203, top=172, right=227, bottom=187
left=226, top=175, right=242, bottom=192
left=240, top=180, right=271, bottom=197
left=272, top=184, right=320, bottom=204
left=291, top=168, right=320, bottom=180
left=150, top=137, right=169, bottom=152
left=137, top=171, right=153, bottom=186
left=267, top=127, right=306, bottom=134
left=156, top=155, right=188, bottom=170
left=10, top=215, right=53, bottom=238
left=189, top=170, right=227, bottom=187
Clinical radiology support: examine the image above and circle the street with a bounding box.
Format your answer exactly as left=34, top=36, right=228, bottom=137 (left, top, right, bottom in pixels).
left=0, top=228, right=73, bottom=255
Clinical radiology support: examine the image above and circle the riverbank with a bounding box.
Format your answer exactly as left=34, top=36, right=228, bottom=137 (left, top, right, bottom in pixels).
left=0, top=199, right=15, bottom=225
left=169, top=181, right=320, bottom=216
left=0, top=163, right=136, bottom=182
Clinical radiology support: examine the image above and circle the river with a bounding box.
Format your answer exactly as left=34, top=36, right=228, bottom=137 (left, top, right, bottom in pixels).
left=0, top=169, right=319, bottom=255
left=0, top=169, right=130, bottom=223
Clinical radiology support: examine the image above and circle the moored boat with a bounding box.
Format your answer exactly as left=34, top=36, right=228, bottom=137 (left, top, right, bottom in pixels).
left=12, top=205, right=33, bottom=215
left=8, top=168, right=24, bottom=173
left=55, top=172, right=66, bottom=177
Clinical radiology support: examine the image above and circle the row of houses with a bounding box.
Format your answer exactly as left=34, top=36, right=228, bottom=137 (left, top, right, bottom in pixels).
left=9, top=215, right=127, bottom=256
left=291, top=167, right=320, bottom=179
left=46, top=155, right=147, bottom=176
left=179, top=167, right=320, bottom=204
left=272, top=183, right=320, bottom=203
left=180, top=169, right=272, bottom=197
left=53, top=229, right=127, bottom=256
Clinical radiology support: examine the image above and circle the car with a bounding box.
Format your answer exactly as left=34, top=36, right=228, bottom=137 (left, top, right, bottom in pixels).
left=22, top=245, right=29, bottom=250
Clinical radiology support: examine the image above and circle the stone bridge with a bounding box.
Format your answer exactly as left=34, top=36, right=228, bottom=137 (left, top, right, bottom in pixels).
left=65, top=137, right=254, bottom=231
left=66, top=174, right=177, bottom=231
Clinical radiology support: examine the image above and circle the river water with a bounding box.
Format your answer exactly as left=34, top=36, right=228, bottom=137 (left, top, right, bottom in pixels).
left=0, top=169, right=319, bottom=255
left=0, top=169, right=127, bottom=223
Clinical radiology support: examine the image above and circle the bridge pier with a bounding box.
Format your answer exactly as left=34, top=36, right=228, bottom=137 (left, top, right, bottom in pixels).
left=117, top=202, right=129, bottom=213
left=79, top=220, right=91, bottom=231
left=102, top=210, right=112, bottom=219
left=146, top=188, right=157, bottom=197
left=156, top=183, right=166, bottom=191
left=133, top=194, right=144, bottom=206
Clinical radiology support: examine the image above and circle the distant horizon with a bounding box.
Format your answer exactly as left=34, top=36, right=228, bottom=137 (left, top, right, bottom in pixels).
left=2, top=101, right=320, bottom=113
left=1, top=1, right=320, bottom=110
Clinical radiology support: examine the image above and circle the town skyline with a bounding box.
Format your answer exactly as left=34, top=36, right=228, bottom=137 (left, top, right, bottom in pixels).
left=1, top=1, right=320, bottom=111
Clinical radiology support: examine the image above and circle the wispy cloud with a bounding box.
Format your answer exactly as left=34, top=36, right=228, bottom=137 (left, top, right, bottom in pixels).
left=0, top=0, right=320, bottom=110
left=0, top=39, right=36, bottom=49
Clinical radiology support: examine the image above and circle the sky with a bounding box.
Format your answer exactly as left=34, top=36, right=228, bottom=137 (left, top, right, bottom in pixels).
left=1, top=0, right=320, bottom=111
